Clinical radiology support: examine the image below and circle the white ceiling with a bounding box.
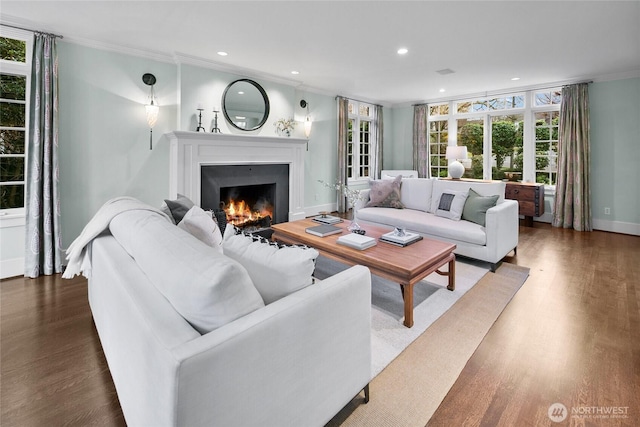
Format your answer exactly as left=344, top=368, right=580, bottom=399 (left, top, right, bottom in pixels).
left=2, top=1, right=639, bottom=106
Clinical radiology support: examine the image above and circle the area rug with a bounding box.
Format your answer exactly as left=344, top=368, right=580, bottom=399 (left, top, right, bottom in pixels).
left=319, top=259, right=530, bottom=427
left=314, top=255, right=490, bottom=377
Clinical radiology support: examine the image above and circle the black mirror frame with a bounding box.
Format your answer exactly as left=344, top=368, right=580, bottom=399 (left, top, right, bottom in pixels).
left=222, top=79, right=270, bottom=131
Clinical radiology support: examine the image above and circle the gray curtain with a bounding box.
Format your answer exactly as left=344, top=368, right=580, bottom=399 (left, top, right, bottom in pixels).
left=336, top=96, right=349, bottom=212
left=25, top=33, right=63, bottom=277
left=412, top=104, right=430, bottom=178
left=372, top=105, right=384, bottom=178
left=552, top=83, right=592, bottom=231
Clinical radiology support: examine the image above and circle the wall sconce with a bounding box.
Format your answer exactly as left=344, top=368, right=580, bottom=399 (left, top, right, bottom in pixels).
left=446, top=145, right=468, bottom=179
left=300, top=99, right=312, bottom=138
left=142, top=73, right=159, bottom=150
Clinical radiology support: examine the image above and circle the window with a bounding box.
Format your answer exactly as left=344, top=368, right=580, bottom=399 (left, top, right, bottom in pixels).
left=347, top=101, right=375, bottom=182
left=0, top=28, right=31, bottom=214
left=428, top=89, right=561, bottom=185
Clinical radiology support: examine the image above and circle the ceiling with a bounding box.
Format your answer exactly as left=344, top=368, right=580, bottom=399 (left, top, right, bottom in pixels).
left=2, top=1, right=639, bottom=106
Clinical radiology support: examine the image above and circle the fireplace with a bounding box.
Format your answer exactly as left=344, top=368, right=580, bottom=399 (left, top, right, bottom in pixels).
left=167, top=131, right=307, bottom=223
left=200, top=164, right=289, bottom=231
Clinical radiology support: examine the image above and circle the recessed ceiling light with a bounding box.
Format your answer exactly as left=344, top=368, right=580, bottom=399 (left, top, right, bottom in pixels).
left=291, top=71, right=300, bottom=75
left=439, top=88, right=446, bottom=93
left=217, top=51, right=228, bottom=56
left=397, top=48, right=408, bottom=55
left=511, top=77, right=520, bottom=81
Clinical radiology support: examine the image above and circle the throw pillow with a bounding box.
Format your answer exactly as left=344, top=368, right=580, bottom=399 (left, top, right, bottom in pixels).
left=178, top=205, right=223, bottom=253
left=162, top=194, right=195, bottom=224
left=223, top=226, right=319, bottom=304
left=462, top=188, right=499, bottom=226
left=365, top=174, right=404, bottom=209
left=434, top=190, right=468, bottom=220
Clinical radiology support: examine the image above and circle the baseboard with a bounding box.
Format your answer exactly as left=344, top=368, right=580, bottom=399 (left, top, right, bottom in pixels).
left=1, top=257, right=23, bottom=279
left=304, top=203, right=338, bottom=217
left=592, top=219, right=640, bottom=236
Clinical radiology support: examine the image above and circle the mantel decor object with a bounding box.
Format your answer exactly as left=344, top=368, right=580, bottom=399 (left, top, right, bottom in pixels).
left=196, top=106, right=206, bottom=132
left=211, top=108, right=222, bottom=133
left=274, top=118, right=295, bottom=137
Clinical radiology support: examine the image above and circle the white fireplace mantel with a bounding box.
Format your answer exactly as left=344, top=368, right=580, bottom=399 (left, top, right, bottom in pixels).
left=167, top=131, right=307, bottom=221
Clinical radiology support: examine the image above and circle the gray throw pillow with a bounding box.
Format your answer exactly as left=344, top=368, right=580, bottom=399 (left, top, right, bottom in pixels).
left=163, top=194, right=195, bottom=224
left=462, top=188, right=499, bottom=226
left=365, top=174, right=404, bottom=209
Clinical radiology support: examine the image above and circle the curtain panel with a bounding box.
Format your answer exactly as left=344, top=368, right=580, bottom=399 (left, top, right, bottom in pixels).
left=412, top=104, right=430, bottom=178
left=552, top=83, right=592, bottom=231
left=25, top=33, right=63, bottom=277
left=372, top=105, right=384, bottom=179
left=336, top=96, right=349, bottom=212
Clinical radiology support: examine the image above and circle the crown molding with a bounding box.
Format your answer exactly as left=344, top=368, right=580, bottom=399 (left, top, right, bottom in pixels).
left=173, top=52, right=303, bottom=87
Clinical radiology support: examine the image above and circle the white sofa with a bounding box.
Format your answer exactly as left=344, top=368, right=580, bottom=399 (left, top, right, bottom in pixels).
left=88, top=209, right=372, bottom=427
left=355, top=176, right=519, bottom=271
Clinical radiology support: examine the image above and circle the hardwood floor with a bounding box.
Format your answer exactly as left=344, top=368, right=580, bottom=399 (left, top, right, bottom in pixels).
left=1, top=223, right=638, bottom=426
left=429, top=224, right=640, bottom=427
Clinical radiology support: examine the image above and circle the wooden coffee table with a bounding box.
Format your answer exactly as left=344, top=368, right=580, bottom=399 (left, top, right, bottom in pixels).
left=271, top=219, right=456, bottom=328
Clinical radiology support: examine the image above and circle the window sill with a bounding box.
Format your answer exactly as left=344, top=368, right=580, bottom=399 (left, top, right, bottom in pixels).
left=0, top=213, right=26, bottom=228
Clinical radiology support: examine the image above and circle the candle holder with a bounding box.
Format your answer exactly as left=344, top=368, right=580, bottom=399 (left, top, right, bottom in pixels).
left=211, top=109, right=222, bottom=133
left=196, top=108, right=206, bottom=132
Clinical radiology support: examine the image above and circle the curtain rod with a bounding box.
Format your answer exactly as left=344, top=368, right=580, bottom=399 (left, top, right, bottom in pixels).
left=412, top=80, right=593, bottom=107
left=335, top=95, right=382, bottom=108
left=1, top=23, right=63, bottom=39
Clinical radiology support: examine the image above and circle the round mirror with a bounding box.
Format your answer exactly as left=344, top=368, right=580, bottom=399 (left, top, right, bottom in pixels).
left=222, top=79, right=270, bottom=131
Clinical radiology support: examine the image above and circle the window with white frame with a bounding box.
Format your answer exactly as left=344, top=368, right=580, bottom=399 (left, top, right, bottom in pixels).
left=0, top=28, right=31, bottom=214
left=427, top=89, right=561, bottom=185
left=346, top=101, right=375, bottom=182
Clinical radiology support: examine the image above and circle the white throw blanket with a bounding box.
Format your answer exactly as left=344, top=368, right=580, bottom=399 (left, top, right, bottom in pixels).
left=62, top=196, right=171, bottom=279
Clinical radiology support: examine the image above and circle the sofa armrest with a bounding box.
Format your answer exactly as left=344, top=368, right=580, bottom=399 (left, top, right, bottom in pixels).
left=172, top=265, right=372, bottom=427
left=484, top=199, right=519, bottom=263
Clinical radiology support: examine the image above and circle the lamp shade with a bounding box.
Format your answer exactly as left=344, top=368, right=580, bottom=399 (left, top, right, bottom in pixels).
left=303, top=116, right=312, bottom=138
left=446, top=145, right=468, bottom=160
left=146, top=102, right=159, bottom=128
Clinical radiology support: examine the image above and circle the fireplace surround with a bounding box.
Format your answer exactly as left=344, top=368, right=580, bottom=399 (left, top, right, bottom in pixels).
left=167, top=131, right=307, bottom=222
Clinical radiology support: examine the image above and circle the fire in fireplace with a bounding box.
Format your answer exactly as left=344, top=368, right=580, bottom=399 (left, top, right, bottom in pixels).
left=220, top=183, right=274, bottom=230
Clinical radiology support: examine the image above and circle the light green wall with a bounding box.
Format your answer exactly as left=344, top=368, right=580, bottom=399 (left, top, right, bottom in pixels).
left=55, top=43, right=341, bottom=247
left=32, top=42, right=640, bottom=252
left=590, top=78, right=640, bottom=226
left=385, top=106, right=414, bottom=170
left=57, top=43, right=178, bottom=247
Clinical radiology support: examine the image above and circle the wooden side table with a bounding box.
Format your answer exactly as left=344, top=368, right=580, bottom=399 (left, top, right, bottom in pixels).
left=505, top=182, right=545, bottom=226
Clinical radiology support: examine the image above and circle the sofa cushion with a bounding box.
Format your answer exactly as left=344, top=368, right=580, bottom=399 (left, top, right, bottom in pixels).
left=462, top=188, right=499, bottom=226
left=357, top=207, right=487, bottom=245
left=399, top=178, right=434, bottom=212
left=222, top=226, right=319, bottom=304
left=177, top=205, right=223, bottom=253
left=110, top=210, right=265, bottom=334
left=365, top=174, right=404, bottom=209
left=434, top=190, right=468, bottom=220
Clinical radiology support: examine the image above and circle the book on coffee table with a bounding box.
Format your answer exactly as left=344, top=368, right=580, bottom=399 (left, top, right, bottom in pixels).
left=305, top=224, right=343, bottom=237
left=336, top=233, right=377, bottom=250
left=312, top=215, right=342, bottom=225
left=380, top=230, right=423, bottom=247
